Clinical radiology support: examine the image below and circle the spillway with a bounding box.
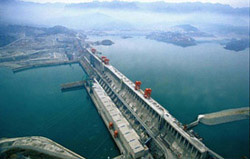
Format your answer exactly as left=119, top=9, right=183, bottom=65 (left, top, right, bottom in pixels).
left=75, top=46, right=225, bottom=159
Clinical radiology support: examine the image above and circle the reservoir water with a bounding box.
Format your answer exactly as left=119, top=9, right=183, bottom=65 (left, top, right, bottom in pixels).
left=92, top=36, right=249, bottom=158
left=0, top=36, right=249, bottom=159
left=0, top=64, right=119, bottom=159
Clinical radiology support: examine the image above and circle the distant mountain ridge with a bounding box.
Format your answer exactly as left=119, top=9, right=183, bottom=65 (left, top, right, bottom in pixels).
left=0, top=25, right=77, bottom=47
left=66, top=2, right=249, bottom=16
left=1, top=0, right=249, bottom=16
left=0, top=25, right=75, bottom=36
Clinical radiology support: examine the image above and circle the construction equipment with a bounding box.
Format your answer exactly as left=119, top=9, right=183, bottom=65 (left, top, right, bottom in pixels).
left=91, top=48, right=97, bottom=53
left=135, top=81, right=142, bottom=90
left=144, top=88, right=152, bottom=98
left=104, top=58, right=110, bottom=65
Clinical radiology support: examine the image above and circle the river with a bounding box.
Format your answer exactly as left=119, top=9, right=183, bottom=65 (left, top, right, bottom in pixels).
left=92, top=35, right=249, bottom=158
left=0, top=35, right=249, bottom=158
left=0, top=64, right=120, bottom=159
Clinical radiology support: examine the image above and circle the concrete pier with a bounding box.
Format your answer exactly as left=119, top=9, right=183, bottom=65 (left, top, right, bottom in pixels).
left=61, top=81, right=84, bottom=90
left=187, top=107, right=250, bottom=129
left=12, top=60, right=78, bottom=73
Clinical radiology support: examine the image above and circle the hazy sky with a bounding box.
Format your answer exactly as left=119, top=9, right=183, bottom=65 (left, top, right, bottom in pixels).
left=22, top=0, right=249, bottom=8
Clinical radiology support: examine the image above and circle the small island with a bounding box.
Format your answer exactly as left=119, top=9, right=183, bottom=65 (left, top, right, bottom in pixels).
left=224, top=38, right=250, bottom=52
left=93, top=39, right=114, bottom=46
left=146, top=31, right=196, bottom=47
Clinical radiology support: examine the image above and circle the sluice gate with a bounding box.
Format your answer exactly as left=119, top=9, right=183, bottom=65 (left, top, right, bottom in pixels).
left=76, top=47, right=224, bottom=159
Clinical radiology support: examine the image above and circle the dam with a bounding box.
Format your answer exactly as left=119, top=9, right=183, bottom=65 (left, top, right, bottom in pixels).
left=63, top=46, right=226, bottom=159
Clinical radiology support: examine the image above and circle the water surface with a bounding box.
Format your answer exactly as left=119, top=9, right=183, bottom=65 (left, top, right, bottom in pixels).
left=0, top=36, right=249, bottom=158
left=92, top=36, right=249, bottom=158
left=0, top=64, right=119, bottom=159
